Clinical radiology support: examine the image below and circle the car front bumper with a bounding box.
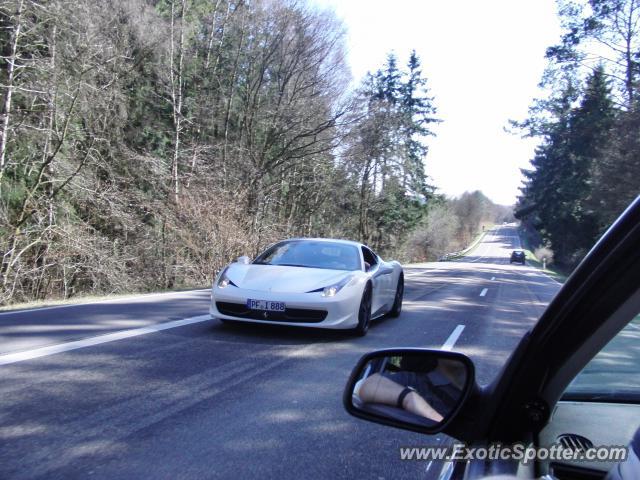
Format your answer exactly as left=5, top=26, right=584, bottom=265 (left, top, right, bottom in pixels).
left=210, top=286, right=361, bottom=329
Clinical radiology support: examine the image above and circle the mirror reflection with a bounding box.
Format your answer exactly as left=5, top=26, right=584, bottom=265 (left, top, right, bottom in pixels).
left=351, top=353, right=468, bottom=428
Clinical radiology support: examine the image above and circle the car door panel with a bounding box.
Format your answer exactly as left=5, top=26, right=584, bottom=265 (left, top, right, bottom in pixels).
left=369, top=265, right=385, bottom=314
left=377, top=263, right=393, bottom=307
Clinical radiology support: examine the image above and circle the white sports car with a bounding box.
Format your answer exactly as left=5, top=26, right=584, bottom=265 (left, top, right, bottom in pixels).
left=210, top=238, right=404, bottom=335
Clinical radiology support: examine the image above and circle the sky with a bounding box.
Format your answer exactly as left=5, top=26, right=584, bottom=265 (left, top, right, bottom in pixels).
left=311, top=0, right=562, bottom=205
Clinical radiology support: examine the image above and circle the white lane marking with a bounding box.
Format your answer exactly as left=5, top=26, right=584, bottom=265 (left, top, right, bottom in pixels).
left=479, top=288, right=488, bottom=297
left=441, top=325, right=465, bottom=351
left=404, top=271, right=425, bottom=277
left=541, top=273, right=563, bottom=286
left=491, top=277, right=495, bottom=281
left=0, top=314, right=211, bottom=366
left=0, top=289, right=211, bottom=316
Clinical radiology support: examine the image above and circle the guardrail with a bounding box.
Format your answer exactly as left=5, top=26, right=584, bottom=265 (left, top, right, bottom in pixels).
left=438, top=229, right=489, bottom=262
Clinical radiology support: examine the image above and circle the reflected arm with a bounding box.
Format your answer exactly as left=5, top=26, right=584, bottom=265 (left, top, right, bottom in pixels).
left=359, top=373, right=444, bottom=422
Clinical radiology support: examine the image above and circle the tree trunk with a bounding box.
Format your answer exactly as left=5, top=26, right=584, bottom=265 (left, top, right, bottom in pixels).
left=170, top=0, right=187, bottom=203
left=0, top=0, right=25, bottom=187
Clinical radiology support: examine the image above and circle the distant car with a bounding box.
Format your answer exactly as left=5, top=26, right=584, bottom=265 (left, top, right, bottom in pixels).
left=510, top=250, right=525, bottom=264
left=210, top=238, right=404, bottom=336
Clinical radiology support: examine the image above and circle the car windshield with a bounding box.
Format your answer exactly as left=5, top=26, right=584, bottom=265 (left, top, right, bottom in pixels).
left=2, top=0, right=640, bottom=477
left=253, top=241, right=361, bottom=271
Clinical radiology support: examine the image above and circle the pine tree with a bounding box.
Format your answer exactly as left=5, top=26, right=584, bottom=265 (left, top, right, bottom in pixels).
left=399, top=50, right=438, bottom=198
left=517, top=68, right=615, bottom=265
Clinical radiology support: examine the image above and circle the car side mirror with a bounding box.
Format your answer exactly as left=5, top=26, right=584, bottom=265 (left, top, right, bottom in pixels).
left=343, top=348, right=474, bottom=434
left=379, top=265, right=393, bottom=275
left=236, top=256, right=251, bottom=265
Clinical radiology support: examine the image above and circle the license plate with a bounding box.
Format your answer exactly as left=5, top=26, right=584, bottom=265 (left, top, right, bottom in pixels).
left=246, top=299, right=286, bottom=312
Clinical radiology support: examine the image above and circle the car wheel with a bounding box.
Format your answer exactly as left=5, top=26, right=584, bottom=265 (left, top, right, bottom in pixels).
left=388, top=274, right=404, bottom=318
left=352, top=286, right=372, bottom=336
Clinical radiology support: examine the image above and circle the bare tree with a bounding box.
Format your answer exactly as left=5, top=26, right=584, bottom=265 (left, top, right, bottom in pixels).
left=0, top=0, right=25, bottom=186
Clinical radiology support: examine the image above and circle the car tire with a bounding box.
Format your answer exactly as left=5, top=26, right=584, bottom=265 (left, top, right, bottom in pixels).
left=388, top=274, right=404, bottom=318
left=352, top=285, right=372, bottom=336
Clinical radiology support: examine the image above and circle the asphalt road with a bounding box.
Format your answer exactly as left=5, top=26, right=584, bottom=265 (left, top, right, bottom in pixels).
left=0, top=225, right=562, bottom=479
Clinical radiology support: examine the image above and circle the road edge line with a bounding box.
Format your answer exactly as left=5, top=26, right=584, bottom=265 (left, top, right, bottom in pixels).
left=0, top=314, right=212, bottom=366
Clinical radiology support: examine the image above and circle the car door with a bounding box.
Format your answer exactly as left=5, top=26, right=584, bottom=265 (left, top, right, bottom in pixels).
left=362, top=246, right=386, bottom=315
left=371, top=248, right=395, bottom=307
left=380, top=259, right=397, bottom=310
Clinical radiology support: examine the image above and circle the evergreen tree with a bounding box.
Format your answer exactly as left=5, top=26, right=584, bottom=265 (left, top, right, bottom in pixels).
left=400, top=50, right=438, bottom=198
left=517, top=68, right=616, bottom=266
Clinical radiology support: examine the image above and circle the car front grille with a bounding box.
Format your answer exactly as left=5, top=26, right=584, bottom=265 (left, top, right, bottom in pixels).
left=216, top=302, right=328, bottom=323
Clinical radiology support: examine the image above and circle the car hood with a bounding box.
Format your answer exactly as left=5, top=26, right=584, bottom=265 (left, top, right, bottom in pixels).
left=225, top=264, right=355, bottom=293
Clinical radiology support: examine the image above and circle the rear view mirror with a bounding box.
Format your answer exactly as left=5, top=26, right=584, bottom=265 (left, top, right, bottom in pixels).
left=236, top=256, right=251, bottom=264
left=343, top=349, right=474, bottom=434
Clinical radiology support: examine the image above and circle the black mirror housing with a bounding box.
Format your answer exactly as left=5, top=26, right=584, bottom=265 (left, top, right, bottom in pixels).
left=343, top=348, right=475, bottom=435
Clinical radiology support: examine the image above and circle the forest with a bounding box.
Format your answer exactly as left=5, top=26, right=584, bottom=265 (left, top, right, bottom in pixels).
left=0, top=0, right=509, bottom=305
left=516, top=0, right=640, bottom=269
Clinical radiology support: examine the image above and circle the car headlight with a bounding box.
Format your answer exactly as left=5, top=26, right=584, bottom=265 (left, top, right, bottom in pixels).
left=322, top=285, right=339, bottom=297
left=216, top=268, right=236, bottom=289
left=320, top=275, right=354, bottom=297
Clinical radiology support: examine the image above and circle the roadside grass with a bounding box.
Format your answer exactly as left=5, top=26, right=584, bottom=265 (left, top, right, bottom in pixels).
left=461, top=230, right=487, bottom=255
left=520, top=248, right=567, bottom=283
left=441, top=228, right=488, bottom=261
left=517, top=232, right=568, bottom=284
left=0, top=286, right=209, bottom=313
